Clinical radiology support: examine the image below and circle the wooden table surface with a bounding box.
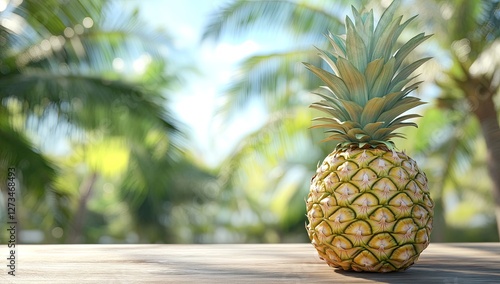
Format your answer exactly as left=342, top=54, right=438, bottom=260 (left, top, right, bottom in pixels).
left=1, top=243, right=499, bottom=283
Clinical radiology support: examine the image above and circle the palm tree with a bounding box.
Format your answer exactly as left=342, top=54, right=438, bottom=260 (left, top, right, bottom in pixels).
left=0, top=0, right=214, bottom=243
left=426, top=1, right=500, bottom=239
left=407, top=0, right=500, bottom=239
left=203, top=0, right=500, bottom=241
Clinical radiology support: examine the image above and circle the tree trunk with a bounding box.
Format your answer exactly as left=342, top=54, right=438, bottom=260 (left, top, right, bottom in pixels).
left=475, top=105, right=500, bottom=239
left=464, top=79, right=500, bottom=239
left=431, top=197, right=447, bottom=242
left=68, top=172, right=98, bottom=243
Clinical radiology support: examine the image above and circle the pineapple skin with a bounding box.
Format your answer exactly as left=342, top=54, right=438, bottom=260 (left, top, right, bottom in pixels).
left=306, top=148, right=434, bottom=272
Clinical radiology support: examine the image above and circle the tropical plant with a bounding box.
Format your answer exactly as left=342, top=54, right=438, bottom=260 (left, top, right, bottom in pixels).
left=305, top=1, right=434, bottom=271
left=203, top=0, right=500, bottom=242
left=0, top=0, right=213, bottom=243
left=425, top=0, right=500, bottom=238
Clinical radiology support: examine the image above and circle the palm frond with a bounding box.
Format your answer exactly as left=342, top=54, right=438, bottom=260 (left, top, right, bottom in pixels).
left=0, top=108, right=57, bottom=198
left=219, top=107, right=312, bottom=189
left=0, top=0, right=182, bottom=136
left=203, top=0, right=378, bottom=119
left=218, top=48, right=321, bottom=115
left=0, top=71, right=179, bottom=134
left=202, top=0, right=352, bottom=42
left=2, top=0, right=174, bottom=73
left=0, top=0, right=189, bottom=243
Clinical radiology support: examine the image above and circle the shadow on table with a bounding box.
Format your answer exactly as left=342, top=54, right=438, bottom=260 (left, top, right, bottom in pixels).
left=334, top=244, right=500, bottom=284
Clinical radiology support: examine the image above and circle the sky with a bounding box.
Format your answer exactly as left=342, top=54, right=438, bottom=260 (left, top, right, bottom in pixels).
left=133, top=0, right=268, bottom=166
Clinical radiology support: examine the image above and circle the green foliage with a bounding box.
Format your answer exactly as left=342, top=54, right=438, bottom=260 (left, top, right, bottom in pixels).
left=202, top=0, right=348, bottom=42
left=203, top=0, right=359, bottom=118
left=306, top=1, right=430, bottom=150
left=0, top=0, right=214, bottom=244
left=203, top=0, right=500, bottom=242
left=2, top=0, right=497, bottom=244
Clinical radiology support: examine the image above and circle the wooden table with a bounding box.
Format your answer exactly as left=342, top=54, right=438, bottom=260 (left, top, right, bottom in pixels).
left=2, top=243, right=499, bottom=283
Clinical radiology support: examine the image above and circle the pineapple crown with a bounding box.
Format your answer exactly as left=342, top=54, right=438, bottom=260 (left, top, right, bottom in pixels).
left=305, top=0, right=431, bottom=151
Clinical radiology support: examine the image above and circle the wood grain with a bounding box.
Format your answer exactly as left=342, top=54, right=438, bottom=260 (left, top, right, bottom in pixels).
left=1, top=243, right=499, bottom=283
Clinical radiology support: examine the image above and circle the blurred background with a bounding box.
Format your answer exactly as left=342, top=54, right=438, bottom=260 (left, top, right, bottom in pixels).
left=0, top=0, right=499, bottom=244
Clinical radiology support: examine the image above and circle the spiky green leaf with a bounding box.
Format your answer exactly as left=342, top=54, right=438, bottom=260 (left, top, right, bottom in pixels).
left=360, top=97, right=387, bottom=126
left=315, top=47, right=339, bottom=75
left=363, top=122, right=385, bottom=135
left=372, top=0, right=400, bottom=46
left=392, top=57, right=432, bottom=86
left=365, top=58, right=385, bottom=93
left=327, top=32, right=347, bottom=57
left=306, top=0, right=431, bottom=147
left=378, top=98, right=425, bottom=123
left=311, top=91, right=350, bottom=120
left=373, top=15, right=403, bottom=61
left=304, top=62, right=350, bottom=100
left=394, top=33, right=432, bottom=70
left=345, top=16, right=368, bottom=72
left=388, top=114, right=422, bottom=126
left=370, top=57, right=396, bottom=98
left=336, top=57, right=368, bottom=105
left=388, top=76, right=419, bottom=94
left=337, top=98, right=363, bottom=122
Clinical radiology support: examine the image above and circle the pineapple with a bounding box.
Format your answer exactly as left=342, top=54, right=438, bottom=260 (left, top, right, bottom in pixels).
left=305, top=1, right=433, bottom=272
